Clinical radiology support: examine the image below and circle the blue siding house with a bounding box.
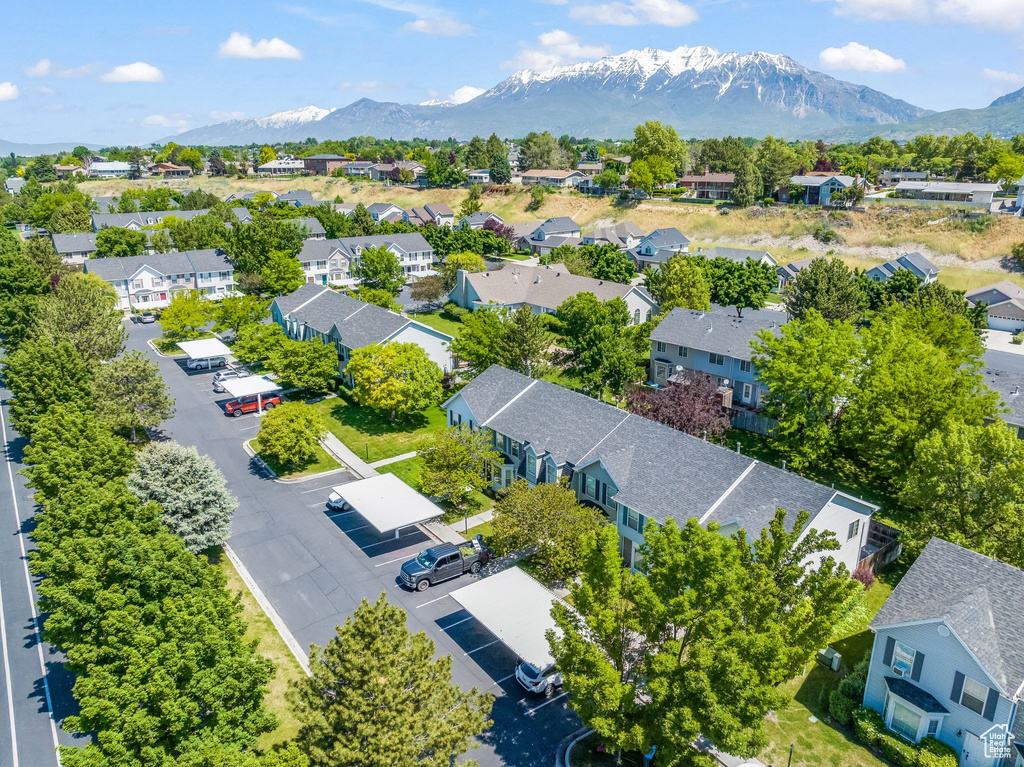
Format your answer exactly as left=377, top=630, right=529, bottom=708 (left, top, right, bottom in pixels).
left=866, top=252, right=941, bottom=284
left=863, top=538, right=1024, bottom=766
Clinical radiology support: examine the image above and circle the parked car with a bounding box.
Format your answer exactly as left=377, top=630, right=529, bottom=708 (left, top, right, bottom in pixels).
left=138, top=311, right=156, bottom=324
left=212, top=368, right=251, bottom=393
left=399, top=537, right=491, bottom=591
left=326, top=491, right=348, bottom=512
left=224, top=394, right=280, bottom=417
left=187, top=355, right=227, bottom=370
left=515, top=661, right=563, bottom=696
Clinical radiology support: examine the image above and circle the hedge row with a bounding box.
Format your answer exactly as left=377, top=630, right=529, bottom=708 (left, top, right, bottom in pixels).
left=851, top=707, right=957, bottom=767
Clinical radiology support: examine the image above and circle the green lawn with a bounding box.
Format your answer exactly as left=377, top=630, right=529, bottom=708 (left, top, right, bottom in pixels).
left=258, top=443, right=340, bottom=480
left=216, top=549, right=305, bottom=750
left=408, top=310, right=465, bottom=338
left=152, top=330, right=216, bottom=356
left=310, top=394, right=448, bottom=462
left=378, top=455, right=494, bottom=519
left=502, top=252, right=534, bottom=261
left=542, top=369, right=624, bottom=408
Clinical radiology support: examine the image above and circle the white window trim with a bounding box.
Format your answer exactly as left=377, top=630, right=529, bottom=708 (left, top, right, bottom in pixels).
left=891, top=641, right=915, bottom=678
left=959, top=676, right=988, bottom=716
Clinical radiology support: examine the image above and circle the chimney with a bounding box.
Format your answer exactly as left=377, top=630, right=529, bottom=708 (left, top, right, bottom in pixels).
left=704, top=164, right=710, bottom=176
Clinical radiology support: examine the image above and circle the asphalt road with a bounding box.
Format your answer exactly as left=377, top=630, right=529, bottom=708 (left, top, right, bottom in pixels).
left=125, top=321, right=581, bottom=766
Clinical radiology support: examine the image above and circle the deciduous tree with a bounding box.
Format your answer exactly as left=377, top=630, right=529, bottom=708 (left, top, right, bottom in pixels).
left=346, top=342, right=443, bottom=420
left=409, top=274, right=447, bottom=304
left=261, top=250, right=305, bottom=295
left=4, top=340, right=94, bottom=438
left=253, top=402, right=327, bottom=469
left=706, top=257, right=777, bottom=316
left=557, top=293, right=645, bottom=397
left=351, top=245, right=406, bottom=296
left=626, top=372, right=730, bottom=440
left=643, top=254, right=710, bottom=312
left=95, top=226, right=147, bottom=258
left=213, top=293, right=270, bottom=336
left=232, top=322, right=287, bottom=364
left=439, top=250, right=486, bottom=291
left=270, top=338, right=338, bottom=393
left=36, top=271, right=126, bottom=364
left=420, top=426, right=499, bottom=520
left=159, top=289, right=211, bottom=340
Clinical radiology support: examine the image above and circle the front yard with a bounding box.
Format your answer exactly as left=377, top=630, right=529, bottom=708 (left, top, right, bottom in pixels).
left=309, top=394, right=447, bottom=463
left=257, top=442, right=341, bottom=480
left=407, top=309, right=465, bottom=338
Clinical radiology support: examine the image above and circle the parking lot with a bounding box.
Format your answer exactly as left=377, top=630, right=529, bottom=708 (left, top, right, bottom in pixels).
left=131, top=320, right=580, bottom=766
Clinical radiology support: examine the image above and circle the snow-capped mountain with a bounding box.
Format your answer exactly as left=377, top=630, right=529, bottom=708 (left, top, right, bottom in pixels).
left=167, top=46, right=937, bottom=144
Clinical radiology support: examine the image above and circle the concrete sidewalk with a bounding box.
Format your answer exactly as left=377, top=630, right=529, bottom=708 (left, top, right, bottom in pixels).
left=319, top=432, right=378, bottom=478
left=425, top=509, right=494, bottom=544
left=369, top=450, right=418, bottom=469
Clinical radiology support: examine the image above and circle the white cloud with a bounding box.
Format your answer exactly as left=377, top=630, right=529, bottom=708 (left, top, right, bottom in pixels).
left=502, top=29, right=611, bottom=71
left=25, top=58, right=52, bottom=77
left=24, top=58, right=96, bottom=78
left=569, top=0, right=698, bottom=26
left=210, top=110, right=249, bottom=121
left=829, top=0, right=928, bottom=21
left=30, top=85, right=56, bottom=96
left=278, top=4, right=344, bottom=26
left=829, top=0, right=1023, bottom=31
left=0, top=82, right=19, bottom=101
left=218, top=32, right=303, bottom=59
left=982, top=68, right=1024, bottom=86
left=448, top=85, right=485, bottom=104
left=819, top=42, right=906, bottom=72
left=100, top=62, right=165, bottom=83
left=356, top=0, right=470, bottom=36
left=143, top=113, right=192, bottom=132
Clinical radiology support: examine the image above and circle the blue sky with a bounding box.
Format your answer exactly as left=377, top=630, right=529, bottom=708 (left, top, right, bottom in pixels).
left=1, top=0, right=1021, bottom=145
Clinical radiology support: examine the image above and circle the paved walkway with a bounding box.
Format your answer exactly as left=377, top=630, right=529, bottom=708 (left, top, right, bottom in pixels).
left=425, top=509, right=494, bottom=544
left=319, top=432, right=378, bottom=478
left=368, top=450, right=418, bottom=469
left=984, top=329, right=1024, bottom=355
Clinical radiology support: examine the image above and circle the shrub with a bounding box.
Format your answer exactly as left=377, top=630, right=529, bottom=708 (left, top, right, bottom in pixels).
left=852, top=706, right=885, bottom=747
left=814, top=224, right=838, bottom=244
left=442, top=301, right=469, bottom=320
left=762, top=197, right=775, bottom=207
left=853, top=564, right=876, bottom=588
left=878, top=731, right=918, bottom=767
left=961, top=215, right=995, bottom=234
left=1012, top=242, right=1024, bottom=267
left=917, top=737, right=958, bottom=767
left=1012, top=331, right=1024, bottom=345
left=829, top=657, right=869, bottom=725
left=537, top=312, right=563, bottom=334
left=829, top=688, right=859, bottom=726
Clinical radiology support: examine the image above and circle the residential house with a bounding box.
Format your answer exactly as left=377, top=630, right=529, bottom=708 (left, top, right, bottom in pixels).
left=862, top=537, right=1024, bottom=765
left=87, top=161, right=132, bottom=178
left=866, top=252, right=941, bottom=284
left=332, top=202, right=357, bottom=217
left=776, top=257, right=817, bottom=291
left=257, top=158, right=305, bottom=176
left=576, top=162, right=603, bottom=176
left=51, top=232, right=98, bottom=265
left=520, top=169, right=586, bottom=188
left=341, top=160, right=374, bottom=177
left=783, top=175, right=858, bottom=206
left=701, top=246, right=778, bottom=268
left=368, top=161, right=425, bottom=182
left=649, top=305, right=784, bottom=410
left=296, top=232, right=436, bottom=287
left=83, top=249, right=235, bottom=310
left=628, top=227, right=691, bottom=271
left=467, top=169, right=491, bottom=184
left=232, top=207, right=254, bottom=224
left=294, top=217, right=326, bottom=240
left=270, top=283, right=454, bottom=380
left=444, top=365, right=876, bottom=573
left=459, top=211, right=503, bottom=230
left=879, top=170, right=930, bottom=187
left=92, top=195, right=118, bottom=213
left=367, top=202, right=405, bottom=223
left=677, top=167, right=735, bottom=200
left=506, top=220, right=545, bottom=247
left=982, top=367, right=1024, bottom=438
left=967, top=281, right=1024, bottom=333
left=582, top=222, right=644, bottom=250
left=91, top=207, right=214, bottom=232
left=54, top=164, right=83, bottom=179
left=519, top=217, right=583, bottom=255
left=405, top=203, right=455, bottom=228
left=151, top=162, right=192, bottom=178
left=303, top=154, right=346, bottom=176
left=894, top=181, right=1001, bottom=206
left=225, top=191, right=276, bottom=204
left=4, top=177, right=26, bottom=194
left=278, top=189, right=316, bottom=207
left=450, top=262, right=658, bottom=323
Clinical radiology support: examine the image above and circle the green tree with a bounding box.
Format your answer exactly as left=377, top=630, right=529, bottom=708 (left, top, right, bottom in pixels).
left=592, top=168, right=621, bottom=191
left=346, top=342, right=443, bottom=420
left=464, top=136, right=488, bottom=170
left=227, top=217, right=304, bottom=275
left=409, top=274, right=448, bottom=304
left=518, top=131, right=561, bottom=171
left=645, top=255, right=710, bottom=312
left=485, top=133, right=504, bottom=160
left=784, top=257, right=867, bottom=323
left=291, top=593, right=493, bottom=767
left=488, top=152, right=512, bottom=185
left=626, top=160, right=655, bottom=197
left=754, top=136, right=799, bottom=196
left=261, top=250, right=306, bottom=295
left=36, top=271, right=126, bottom=364
left=632, top=121, right=687, bottom=171
left=706, top=257, right=777, bottom=317
left=355, top=286, right=401, bottom=312
left=48, top=200, right=92, bottom=233
left=729, top=159, right=763, bottom=207
left=751, top=311, right=862, bottom=471
left=258, top=145, right=277, bottom=166
left=645, top=155, right=676, bottom=187
left=420, top=426, right=500, bottom=520
left=93, top=349, right=175, bottom=441
left=94, top=226, right=147, bottom=258
left=590, top=244, right=636, bottom=284
left=232, top=322, right=287, bottom=364
left=491, top=480, right=601, bottom=581
left=254, top=401, right=327, bottom=469
left=352, top=246, right=406, bottom=296
left=178, top=146, right=203, bottom=173
left=459, top=183, right=483, bottom=219
left=22, top=403, right=135, bottom=505
left=900, top=421, right=1024, bottom=565
left=557, top=293, right=646, bottom=396
left=449, top=309, right=505, bottom=378
left=22, top=235, right=64, bottom=280
left=127, top=441, right=238, bottom=553
left=0, top=232, right=49, bottom=350
left=159, top=289, right=211, bottom=341
left=128, top=145, right=145, bottom=179
left=213, top=293, right=270, bottom=336
left=497, top=304, right=551, bottom=377
left=439, top=251, right=488, bottom=292
left=270, top=338, right=338, bottom=393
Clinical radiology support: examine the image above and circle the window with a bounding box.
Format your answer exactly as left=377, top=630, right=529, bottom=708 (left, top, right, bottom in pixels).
left=585, top=474, right=597, bottom=499
left=546, top=464, right=556, bottom=483
left=960, top=676, right=988, bottom=716
left=892, top=641, right=916, bottom=677
left=848, top=519, right=861, bottom=541
left=626, top=508, right=641, bottom=532
left=739, top=360, right=752, bottom=373
left=634, top=309, right=641, bottom=325
left=926, top=720, right=939, bottom=737
left=889, top=701, right=921, bottom=741
left=655, top=342, right=667, bottom=354
left=646, top=309, right=652, bottom=322
left=526, top=458, right=536, bottom=481
left=510, top=440, right=520, bottom=458
left=678, top=346, right=688, bottom=358
left=709, top=353, right=725, bottom=366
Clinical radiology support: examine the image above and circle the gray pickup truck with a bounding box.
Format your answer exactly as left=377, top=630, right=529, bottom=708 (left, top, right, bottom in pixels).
left=399, top=537, right=491, bottom=591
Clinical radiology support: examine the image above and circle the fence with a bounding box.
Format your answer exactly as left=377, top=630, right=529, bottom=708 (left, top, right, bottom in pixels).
left=858, top=519, right=903, bottom=573
left=729, top=409, right=777, bottom=436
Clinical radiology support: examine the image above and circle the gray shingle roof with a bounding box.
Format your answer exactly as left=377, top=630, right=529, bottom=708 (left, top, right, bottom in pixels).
left=650, top=306, right=785, bottom=361
left=273, top=283, right=326, bottom=316
left=705, top=461, right=836, bottom=533
left=460, top=211, right=502, bottom=226
left=791, top=175, right=856, bottom=186
left=640, top=227, right=690, bottom=249
left=274, top=285, right=414, bottom=347
left=535, top=217, right=580, bottom=236
left=871, top=537, right=1024, bottom=692
left=704, top=246, right=775, bottom=264
left=444, top=366, right=534, bottom=424
left=294, top=217, right=326, bottom=237
left=51, top=232, right=97, bottom=255
left=463, top=263, right=640, bottom=312
left=884, top=677, right=949, bottom=714
left=91, top=208, right=212, bottom=230
left=966, top=281, right=1024, bottom=308
left=85, top=249, right=227, bottom=281
left=983, top=367, right=1024, bottom=428
left=4, top=177, right=26, bottom=194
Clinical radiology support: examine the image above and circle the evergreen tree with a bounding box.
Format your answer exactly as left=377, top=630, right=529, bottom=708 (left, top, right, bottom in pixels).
left=93, top=349, right=176, bottom=442
left=3, top=340, right=94, bottom=438
left=784, top=257, right=867, bottom=324
left=36, top=271, right=126, bottom=364
left=729, top=159, right=763, bottom=207
left=464, top=136, right=488, bottom=170
left=497, top=304, right=551, bottom=377
left=488, top=152, right=512, bottom=185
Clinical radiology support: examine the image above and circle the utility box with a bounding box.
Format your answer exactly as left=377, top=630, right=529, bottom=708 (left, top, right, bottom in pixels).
left=816, top=646, right=842, bottom=672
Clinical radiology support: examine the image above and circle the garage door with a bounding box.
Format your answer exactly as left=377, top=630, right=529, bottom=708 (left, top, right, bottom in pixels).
left=988, top=314, right=1024, bottom=333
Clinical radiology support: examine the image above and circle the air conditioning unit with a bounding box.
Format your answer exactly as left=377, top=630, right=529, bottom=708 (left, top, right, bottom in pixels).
left=816, top=647, right=842, bottom=672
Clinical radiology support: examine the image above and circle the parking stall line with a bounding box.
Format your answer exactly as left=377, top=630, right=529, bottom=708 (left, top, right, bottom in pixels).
left=359, top=530, right=419, bottom=550
left=491, top=673, right=515, bottom=687
left=440, top=615, right=474, bottom=631
left=373, top=554, right=416, bottom=568
left=415, top=594, right=451, bottom=609
left=464, top=639, right=500, bottom=656
left=336, top=523, right=373, bottom=534
left=524, top=691, right=568, bottom=716
left=300, top=484, right=343, bottom=495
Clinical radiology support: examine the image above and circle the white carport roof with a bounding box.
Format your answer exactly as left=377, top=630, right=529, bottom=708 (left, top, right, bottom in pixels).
left=331, top=473, right=442, bottom=534
left=220, top=375, right=282, bottom=399
left=449, top=567, right=567, bottom=668
left=176, top=337, right=231, bottom=359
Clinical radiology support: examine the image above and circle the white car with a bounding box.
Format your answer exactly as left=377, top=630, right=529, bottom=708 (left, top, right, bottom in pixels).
left=212, top=369, right=251, bottom=392
left=326, top=492, right=350, bottom=512
left=515, top=661, right=562, bottom=696
left=186, top=356, right=227, bottom=371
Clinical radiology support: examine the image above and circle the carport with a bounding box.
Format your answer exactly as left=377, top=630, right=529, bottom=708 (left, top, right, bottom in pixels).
left=176, top=337, right=232, bottom=362
left=220, top=375, right=282, bottom=411
left=449, top=567, right=566, bottom=671
left=330, top=472, right=443, bottom=539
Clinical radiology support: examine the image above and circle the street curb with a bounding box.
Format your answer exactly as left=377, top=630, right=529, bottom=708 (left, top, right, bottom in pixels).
left=556, top=727, right=593, bottom=767
left=243, top=438, right=352, bottom=485
left=146, top=338, right=185, bottom=359
left=222, top=543, right=311, bottom=677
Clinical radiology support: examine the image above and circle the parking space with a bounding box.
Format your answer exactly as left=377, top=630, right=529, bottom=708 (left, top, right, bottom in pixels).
left=126, top=320, right=581, bottom=767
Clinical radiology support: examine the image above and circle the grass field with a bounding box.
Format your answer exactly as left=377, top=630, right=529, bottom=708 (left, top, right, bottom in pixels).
left=258, top=442, right=340, bottom=480
left=217, top=550, right=305, bottom=750
left=310, top=394, right=447, bottom=462
left=408, top=309, right=465, bottom=337
left=151, top=330, right=216, bottom=356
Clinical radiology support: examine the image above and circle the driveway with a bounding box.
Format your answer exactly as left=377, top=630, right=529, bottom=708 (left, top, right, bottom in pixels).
left=129, top=320, right=580, bottom=766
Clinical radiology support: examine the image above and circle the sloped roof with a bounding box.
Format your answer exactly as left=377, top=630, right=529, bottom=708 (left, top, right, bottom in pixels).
left=982, top=367, right=1024, bottom=428
left=460, top=211, right=503, bottom=226
left=535, top=217, right=580, bottom=235
left=791, top=175, right=855, bottom=186
left=274, top=285, right=412, bottom=347
left=294, top=217, right=326, bottom=236
left=85, top=249, right=228, bottom=280
left=463, top=263, right=640, bottom=312
left=91, top=208, right=211, bottom=230
left=870, top=252, right=940, bottom=279
left=51, top=232, right=97, bottom=254
left=704, top=246, right=776, bottom=265
left=640, top=227, right=690, bottom=248
left=966, top=281, right=1024, bottom=308
left=871, top=537, right=1024, bottom=693
left=650, top=306, right=785, bottom=361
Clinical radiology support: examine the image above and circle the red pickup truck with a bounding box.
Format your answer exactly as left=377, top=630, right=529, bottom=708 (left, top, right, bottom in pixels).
left=225, top=394, right=281, bottom=417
